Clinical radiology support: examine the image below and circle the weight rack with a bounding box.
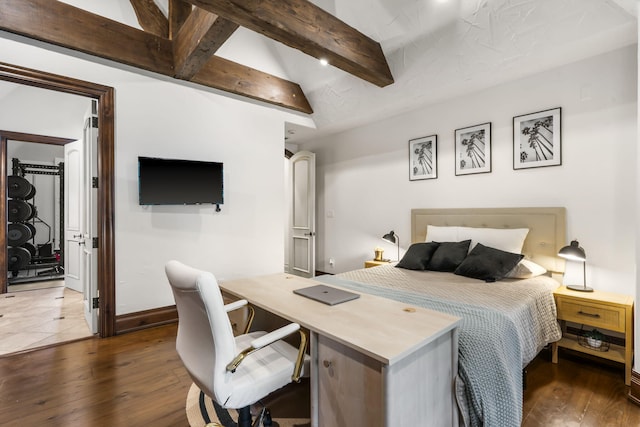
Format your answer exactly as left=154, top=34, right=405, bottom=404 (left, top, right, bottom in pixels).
left=7, top=158, right=65, bottom=283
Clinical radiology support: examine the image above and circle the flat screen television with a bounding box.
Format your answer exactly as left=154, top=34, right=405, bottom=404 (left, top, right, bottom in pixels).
left=138, top=156, right=223, bottom=206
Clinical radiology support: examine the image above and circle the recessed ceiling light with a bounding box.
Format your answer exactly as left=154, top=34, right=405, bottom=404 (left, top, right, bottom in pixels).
left=319, top=58, right=329, bottom=66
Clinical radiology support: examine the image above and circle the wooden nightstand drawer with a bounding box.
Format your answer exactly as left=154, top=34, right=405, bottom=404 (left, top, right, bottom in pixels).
left=552, top=286, right=634, bottom=385
left=556, top=299, right=625, bottom=332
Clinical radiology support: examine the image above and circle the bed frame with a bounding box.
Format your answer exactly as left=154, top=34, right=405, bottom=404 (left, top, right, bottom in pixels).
left=411, top=207, right=567, bottom=275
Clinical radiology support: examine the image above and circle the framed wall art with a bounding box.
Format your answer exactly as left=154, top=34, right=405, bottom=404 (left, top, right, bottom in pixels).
left=455, top=122, right=491, bottom=176
left=513, top=107, right=561, bottom=170
left=409, top=135, right=437, bottom=181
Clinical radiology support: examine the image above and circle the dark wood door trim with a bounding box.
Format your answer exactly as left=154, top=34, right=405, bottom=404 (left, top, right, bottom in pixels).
left=0, top=62, right=116, bottom=338
left=0, top=131, right=75, bottom=146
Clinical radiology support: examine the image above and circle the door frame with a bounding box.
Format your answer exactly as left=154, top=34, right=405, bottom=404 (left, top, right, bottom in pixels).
left=3, top=130, right=75, bottom=289
left=0, top=62, right=116, bottom=338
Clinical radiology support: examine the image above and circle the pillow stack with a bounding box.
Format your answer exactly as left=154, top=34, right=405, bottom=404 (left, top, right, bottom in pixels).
left=394, top=225, right=547, bottom=282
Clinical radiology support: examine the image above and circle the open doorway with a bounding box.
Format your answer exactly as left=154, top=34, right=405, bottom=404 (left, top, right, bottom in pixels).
left=0, top=62, right=116, bottom=338
left=2, top=130, right=98, bottom=354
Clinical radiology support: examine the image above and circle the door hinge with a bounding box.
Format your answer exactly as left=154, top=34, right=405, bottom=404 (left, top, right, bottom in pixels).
left=91, top=116, right=98, bottom=128
left=92, top=177, right=98, bottom=188
left=92, top=297, right=99, bottom=309
left=92, top=237, right=98, bottom=248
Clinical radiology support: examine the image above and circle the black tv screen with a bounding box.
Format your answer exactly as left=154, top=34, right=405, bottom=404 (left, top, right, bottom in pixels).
left=138, top=156, right=223, bottom=205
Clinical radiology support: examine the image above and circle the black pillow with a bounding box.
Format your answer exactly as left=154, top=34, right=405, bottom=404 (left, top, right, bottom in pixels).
left=454, top=243, right=524, bottom=282
left=426, top=240, right=472, bottom=272
left=396, top=242, right=440, bottom=270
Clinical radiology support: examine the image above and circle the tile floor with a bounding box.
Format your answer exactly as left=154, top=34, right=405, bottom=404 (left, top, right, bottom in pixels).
left=0, top=281, right=93, bottom=355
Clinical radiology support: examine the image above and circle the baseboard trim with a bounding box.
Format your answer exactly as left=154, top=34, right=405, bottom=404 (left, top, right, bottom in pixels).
left=629, top=369, right=640, bottom=405
left=115, top=305, right=178, bottom=335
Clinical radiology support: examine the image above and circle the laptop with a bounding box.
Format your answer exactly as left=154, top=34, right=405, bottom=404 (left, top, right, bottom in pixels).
left=293, top=284, right=360, bottom=306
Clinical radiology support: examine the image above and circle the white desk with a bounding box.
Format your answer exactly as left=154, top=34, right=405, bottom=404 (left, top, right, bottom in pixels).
left=220, top=273, right=461, bottom=427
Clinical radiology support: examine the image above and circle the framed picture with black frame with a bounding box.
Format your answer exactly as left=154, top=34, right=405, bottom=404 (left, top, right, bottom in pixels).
left=513, top=107, right=561, bottom=170
left=455, top=122, right=491, bottom=176
left=409, top=134, right=437, bottom=181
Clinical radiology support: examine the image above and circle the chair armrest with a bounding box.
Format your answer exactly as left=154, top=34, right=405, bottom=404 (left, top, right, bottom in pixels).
left=224, top=299, right=254, bottom=334
left=250, top=323, right=300, bottom=349
left=224, top=299, right=247, bottom=312
left=226, top=323, right=306, bottom=376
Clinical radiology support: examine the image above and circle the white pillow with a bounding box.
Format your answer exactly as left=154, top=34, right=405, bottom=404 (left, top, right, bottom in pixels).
left=426, top=225, right=529, bottom=254
left=424, top=225, right=459, bottom=242
left=505, top=259, right=547, bottom=279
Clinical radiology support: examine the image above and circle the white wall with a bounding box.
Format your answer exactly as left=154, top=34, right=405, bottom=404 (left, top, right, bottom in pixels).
left=0, top=34, right=311, bottom=315
left=302, top=45, right=638, bottom=298
left=0, top=82, right=88, bottom=140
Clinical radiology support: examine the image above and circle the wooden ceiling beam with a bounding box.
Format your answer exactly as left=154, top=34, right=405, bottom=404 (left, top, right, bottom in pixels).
left=130, top=0, right=169, bottom=38
left=183, top=0, right=394, bottom=87
left=0, top=0, right=313, bottom=114
left=174, top=7, right=238, bottom=79
left=0, top=0, right=174, bottom=75
left=192, top=56, right=312, bottom=113
left=169, top=0, right=193, bottom=39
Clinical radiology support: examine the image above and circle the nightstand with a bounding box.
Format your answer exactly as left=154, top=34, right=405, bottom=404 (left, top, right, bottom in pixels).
left=364, top=260, right=390, bottom=268
left=552, top=286, right=634, bottom=385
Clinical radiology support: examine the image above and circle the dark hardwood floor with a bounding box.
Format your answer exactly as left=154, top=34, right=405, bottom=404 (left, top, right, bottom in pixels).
left=523, top=349, right=640, bottom=426
left=0, top=324, right=192, bottom=426
left=0, top=323, right=638, bottom=426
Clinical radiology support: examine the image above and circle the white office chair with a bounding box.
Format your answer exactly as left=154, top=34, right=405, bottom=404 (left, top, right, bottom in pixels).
left=165, top=260, right=308, bottom=427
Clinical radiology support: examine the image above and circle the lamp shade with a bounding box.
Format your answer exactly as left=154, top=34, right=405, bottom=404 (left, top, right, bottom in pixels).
left=382, top=231, right=400, bottom=261
left=558, top=239, right=592, bottom=292
left=558, top=240, right=586, bottom=262
left=382, top=231, right=397, bottom=244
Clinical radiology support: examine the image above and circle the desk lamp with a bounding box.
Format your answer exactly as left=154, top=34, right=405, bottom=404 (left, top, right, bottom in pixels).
left=382, top=231, right=400, bottom=262
left=558, top=239, right=592, bottom=292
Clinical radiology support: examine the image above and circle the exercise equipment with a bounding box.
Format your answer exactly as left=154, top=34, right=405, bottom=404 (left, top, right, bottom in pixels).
left=8, top=199, right=34, bottom=222
left=21, top=242, right=37, bottom=257
left=7, top=159, right=65, bottom=284
left=8, top=223, right=33, bottom=246
left=7, top=175, right=34, bottom=199
left=23, top=184, right=36, bottom=200
left=25, top=222, right=36, bottom=237
left=8, top=246, right=31, bottom=272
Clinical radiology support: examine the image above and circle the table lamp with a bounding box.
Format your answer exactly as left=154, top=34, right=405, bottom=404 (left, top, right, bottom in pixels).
left=558, top=239, right=592, bottom=292
left=382, top=231, right=400, bottom=261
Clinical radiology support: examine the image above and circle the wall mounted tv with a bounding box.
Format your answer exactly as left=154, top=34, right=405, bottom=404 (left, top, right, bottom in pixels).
left=138, top=156, right=223, bottom=206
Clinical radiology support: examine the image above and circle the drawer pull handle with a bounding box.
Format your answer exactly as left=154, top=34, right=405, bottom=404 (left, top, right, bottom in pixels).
left=578, top=310, right=600, bottom=318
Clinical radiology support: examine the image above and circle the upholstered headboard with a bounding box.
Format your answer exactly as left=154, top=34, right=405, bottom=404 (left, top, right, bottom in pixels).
left=411, top=207, right=567, bottom=274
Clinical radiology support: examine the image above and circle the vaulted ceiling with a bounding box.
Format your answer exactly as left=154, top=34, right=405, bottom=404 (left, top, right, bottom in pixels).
left=0, top=0, right=637, bottom=144
left=0, top=0, right=396, bottom=114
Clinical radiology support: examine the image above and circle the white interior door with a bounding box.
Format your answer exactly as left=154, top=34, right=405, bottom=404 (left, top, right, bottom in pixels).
left=64, top=140, right=84, bottom=294
left=290, top=151, right=316, bottom=278
left=64, top=102, right=98, bottom=333
left=83, top=103, right=99, bottom=333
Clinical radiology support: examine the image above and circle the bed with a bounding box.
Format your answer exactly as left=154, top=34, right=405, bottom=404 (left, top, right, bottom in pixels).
left=317, top=207, right=566, bottom=426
